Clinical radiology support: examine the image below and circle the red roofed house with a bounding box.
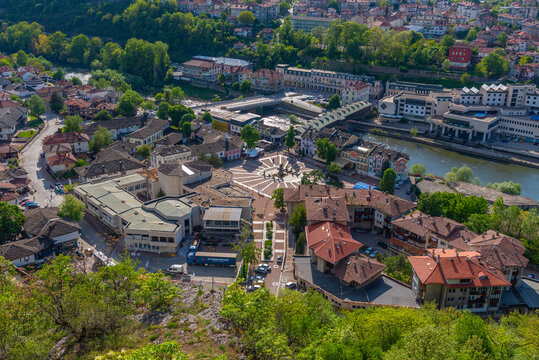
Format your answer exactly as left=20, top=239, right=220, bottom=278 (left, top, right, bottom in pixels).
left=448, top=44, right=472, bottom=69
left=43, top=132, right=89, bottom=153
left=306, top=221, right=363, bottom=272
left=64, top=98, right=92, bottom=119
left=46, top=152, right=77, bottom=172
left=409, top=248, right=510, bottom=312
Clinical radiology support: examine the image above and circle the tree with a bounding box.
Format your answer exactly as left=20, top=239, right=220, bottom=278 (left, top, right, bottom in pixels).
left=218, top=73, right=226, bottom=85
left=170, top=86, right=185, bottom=103
left=410, top=127, right=418, bottom=137
left=272, top=188, right=285, bottom=211
left=93, top=109, right=112, bottom=121
left=440, top=35, right=456, bottom=49
left=89, top=126, right=113, bottom=152
left=157, top=189, right=166, bottom=197
left=410, top=164, right=426, bottom=176
left=180, top=113, right=195, bottom=125
left=296, top=232, right=306, bottom=254
left=465, top=213, right=493, bottom=234
left=285, top=125, right=296, bottom=151
left=141, top=99, right=155, bottom=111
left=479, top=52, right=510, bottom=77
left=201, top=111, right=213, bottom=124
left=117, top=90, right=143, bottom=116
left=57, top=194, right=85, bottom=222
left=497, top=32, right=508, bottom=47
left=134, top=271, right=178, bottom=311
left=63, top=115, right=83, bottom=132
left=327, top=161, right=341, bottom=179
left=233, top=224, right=260, bottom=274
left=379, top=168, right=397, bottom=194
left=49, top=92, right=64, bottom=113
left=315, top=138, right=338, bottom=163
left=238, top=11, right=255, bottom=24
left=328, top=0, right=340, bottom=11
left=206, top=152, right=223, bottom=168
left=28, top=95, right=46, bottom=119
left=486, top=181, right=522, bottom=195
left=70, top=76, right=82, bottom=86
left=466, top=28, right=478, bottom=41
left=15, top=50, right=27, bottom=67
left=326, top=94, right=341, bottom=110
left=136, top=144, right=151, bottom=159
left=239, top=79, right=252, bottom=93
left=460, top=72, right=470, bottom=85
left=157, top=101, right=171, bottom=119
left=52, top=67, right=65, bottom=80
left=240, top=124, right=261, bottom=149
left=0, top=202, right=25, bottom=244
left=442, top=59, right=451, bottom=71
left=182, top=121, right=192, bottom=136
left=519, top=56, right=533, bottom=66
left=289, top=204, right=307, bottom=237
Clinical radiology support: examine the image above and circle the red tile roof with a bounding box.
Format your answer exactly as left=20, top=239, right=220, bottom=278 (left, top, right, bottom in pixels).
left=306, top=221, right=363, bottom=265
left=47, top=152, right=77, bottom=166
left=409, top=249, right=510, bottom=288
left=43, top=132, right=89, bottom=146
left=304, top=196, right=349, bottom=224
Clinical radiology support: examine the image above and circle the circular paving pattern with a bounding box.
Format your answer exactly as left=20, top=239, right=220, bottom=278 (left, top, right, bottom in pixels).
left=229, top=154, right=313, bottom=197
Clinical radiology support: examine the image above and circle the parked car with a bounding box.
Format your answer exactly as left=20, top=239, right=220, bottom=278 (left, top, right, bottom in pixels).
left=25, top=201, right=39, bottom=209
left=395, top=184, right=401, bottom=189
left=285, top=282, right=297, bottom=290
left=365, top=247, right=373, bottom=255
left=19, top=199, right=29, bottom=206
left=255, top=267, right=268, bottom=275
left=167, top=264, right=184, bottom=274
left=528, top=274, right=535, bottom=279
left=258, top=263, right=271, bottom=272
left=370, top=250, right=379, bottom=258
left=277, top=255, right=282, bottom=264
left=250, top=275, right=264, bottom=282
left=254, top=279, right=265, bottom=286
left=247, top=285, right=262, bottom=292
left=377, top=241, right=388, bottom=249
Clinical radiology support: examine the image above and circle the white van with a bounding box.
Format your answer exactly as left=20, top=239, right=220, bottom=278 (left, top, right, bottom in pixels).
left=167, top=264, right=184, bottom=274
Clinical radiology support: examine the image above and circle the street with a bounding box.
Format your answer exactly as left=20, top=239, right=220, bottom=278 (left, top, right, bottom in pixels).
left=19, top=113, right=63, bottom=207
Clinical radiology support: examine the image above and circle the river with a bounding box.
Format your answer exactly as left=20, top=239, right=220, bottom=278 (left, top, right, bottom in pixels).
left=362, top=134, right=539, bottom=201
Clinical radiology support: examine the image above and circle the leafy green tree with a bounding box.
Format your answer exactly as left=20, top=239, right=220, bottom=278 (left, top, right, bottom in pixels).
left=296, top=232, right=306, bottom=254
left=49, top=91, right=64, bottom=113
left=157, top=188, right=166, bottom=197
left=206, top=152, right=223, bottom=168
left=519, top=56, right=533, bottom=66
left=141, top=99, right=155, bottom=111
left=201, top=111, right=213, bottom=124
left=272, top=188, right=285, bottom=211
left=466, top=28, right=478, bottom=41
left=460, top=72, right=470, bottom=85
left=497, top=32, right=508, bottom=47
left=479, top=52, right=510, bottom=77
left=379, top=168, right=397, bottom=194
left=233, top=224, right=260, bottom=274
left=315, top=138, right=338, bottom=163
left=134, top=271, right=178, bottom=311
left=117, top=90, right=143, bottom=116
left=15, top=50, right=28, bottom=66
left=157, top=101, right=171, bottom=119
left=410, top=127, right=418, bottom=137
left=238, top=11, right=255, bottom=24
left=182, top=121, right=192, bottom=136
left=289, top=204, right=307, bottom=237
left=279, top=1, right=291, bottom=16
left=170, top=86, right=185, bottom=103
left=218, top=73, right=226, bottom=85
left=328, top=0, right=340, bottom=10
left=136, top=144, right=151, bottom=159
left=486, top=181, right=522, bottom=195
left=57, top=194, right=85, bottom=222
left=285, top=125, right=296, bottom=151
left=52, top=67, right=65, bottom=80
left=0, top=202, right=25, bottom=244
left=93, top=109, right=112, bottom=121
left=326, top=94, right=341, bottom=110
left=28, top=95, right=46, bottom=119
left=70, top=76, right=82, bottom=86
left=168, top=104, right=191, bottom=126
left=465, top=213, right=493, bottom=234
left=442, top=59, right=451, bottom=71
left=410, top=164, right=426, bottom=176
left=89, top=126, right=113, bottom=152
left=63, top=115, right=83, bottom=132
left=327, top=161, right=341, bottom=179
left=240, top=124, right=261, bottom=149
left=239, top=79, right=252, bottom=93
left=180, top=113, right=195, bottom=125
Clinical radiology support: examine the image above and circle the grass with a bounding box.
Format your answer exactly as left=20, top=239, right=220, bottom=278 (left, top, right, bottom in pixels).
left=27, top=117, right=44, bottom=128
left=176, top=82, right=225, bottom=101
left=17, top=130, right=37, bottom=138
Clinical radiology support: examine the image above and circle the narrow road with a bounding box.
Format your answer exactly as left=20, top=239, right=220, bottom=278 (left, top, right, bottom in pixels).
left=19, top=113, right=63, bottom=207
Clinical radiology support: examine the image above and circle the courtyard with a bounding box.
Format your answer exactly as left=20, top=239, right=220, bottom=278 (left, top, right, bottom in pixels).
left=228, top=154, right=315, bottom=197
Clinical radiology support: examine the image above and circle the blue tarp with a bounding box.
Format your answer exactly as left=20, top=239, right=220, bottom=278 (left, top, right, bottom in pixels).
left=353, top=181, right=377, bottom=190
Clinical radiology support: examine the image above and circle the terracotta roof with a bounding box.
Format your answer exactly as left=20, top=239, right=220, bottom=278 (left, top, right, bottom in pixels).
left=43, top=132, right=89, bottom=146
left=306, top=221, right=363, bottom=265
left=0, top=237, right=52, bottom=262
left=409, top=250, right=510, bottom=288
left=330, top=254, right=386, bottom=286
left=391, top=211, right=473, bottom=239
left=284, top=185, right=416, bottom=217
left=304, top=196, right=349, bottom=223
left=42, top=143, right=72, bottom=154
left=47, top=152, right=77, bottom=166
left=64, top=98, right=91, bottom=108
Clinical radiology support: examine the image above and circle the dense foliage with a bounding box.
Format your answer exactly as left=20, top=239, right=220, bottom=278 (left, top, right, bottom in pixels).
left=419, top=192, right=539, bottom=264
left=0, top=202, right=25, bottom=244
left=221, top=284, right=539, bottom=360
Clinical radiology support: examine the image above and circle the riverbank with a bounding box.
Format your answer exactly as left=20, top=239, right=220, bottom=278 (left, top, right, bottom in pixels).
left=349, top=121, right=539, bottom=170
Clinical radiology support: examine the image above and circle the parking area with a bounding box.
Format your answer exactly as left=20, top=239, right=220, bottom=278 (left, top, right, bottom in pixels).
left=351, top=230, right=392, bottom=258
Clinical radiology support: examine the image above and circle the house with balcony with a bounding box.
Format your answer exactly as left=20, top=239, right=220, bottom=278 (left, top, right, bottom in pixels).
left=202, top=206, right=242, bottom=236
left=409, top=248, right=511, bottom=312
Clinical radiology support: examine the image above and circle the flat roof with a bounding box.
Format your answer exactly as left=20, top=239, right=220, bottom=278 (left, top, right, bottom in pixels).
left=203, top=206, right=242, bottom=222
left=295, top=256, right=419, bottom=307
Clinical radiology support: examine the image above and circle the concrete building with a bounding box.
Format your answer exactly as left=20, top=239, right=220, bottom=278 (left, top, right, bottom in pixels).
left=150, top=145, right=192, bottom=168
left=290, top=15, right=334, bottom=33
left=409, top=249, right=511, bottom=313
left=202, top=206, right=242, bottom=236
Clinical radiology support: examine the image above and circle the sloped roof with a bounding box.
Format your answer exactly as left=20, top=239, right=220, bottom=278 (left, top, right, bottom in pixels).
left=304, top=196, right=349, bottom=223
left=330, top=253, right=386, bottom=286
left=306, top=221, right=363, bottom=265
left=0, top=237, right=52, bottom=261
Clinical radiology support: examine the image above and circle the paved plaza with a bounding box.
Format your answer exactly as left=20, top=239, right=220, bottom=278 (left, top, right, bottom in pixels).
left=229, top=154, right=314, bottom=197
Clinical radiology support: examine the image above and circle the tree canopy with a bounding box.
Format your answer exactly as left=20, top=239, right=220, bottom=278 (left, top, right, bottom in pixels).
left=117, top=90, right=143, bottom=116
left=58, top=194, right=85, bottom=222
left=28, top=94, right=46, bottom=118
left=285, top=125, right=296, bottom=150
left=89, top=126, right=113, bottom=152
left=0, top=202, right=25, bottom=244
left=410, top=164, right=426, bottom=176
left=486, top=181, right=522, bottom=195
left=379, top=168, right=397, bottom=194
left=240, top=124, right=260, bottom=149
left=63, top=115, right=83, bottom=133
left=315, top=138, right=338, bottom=163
